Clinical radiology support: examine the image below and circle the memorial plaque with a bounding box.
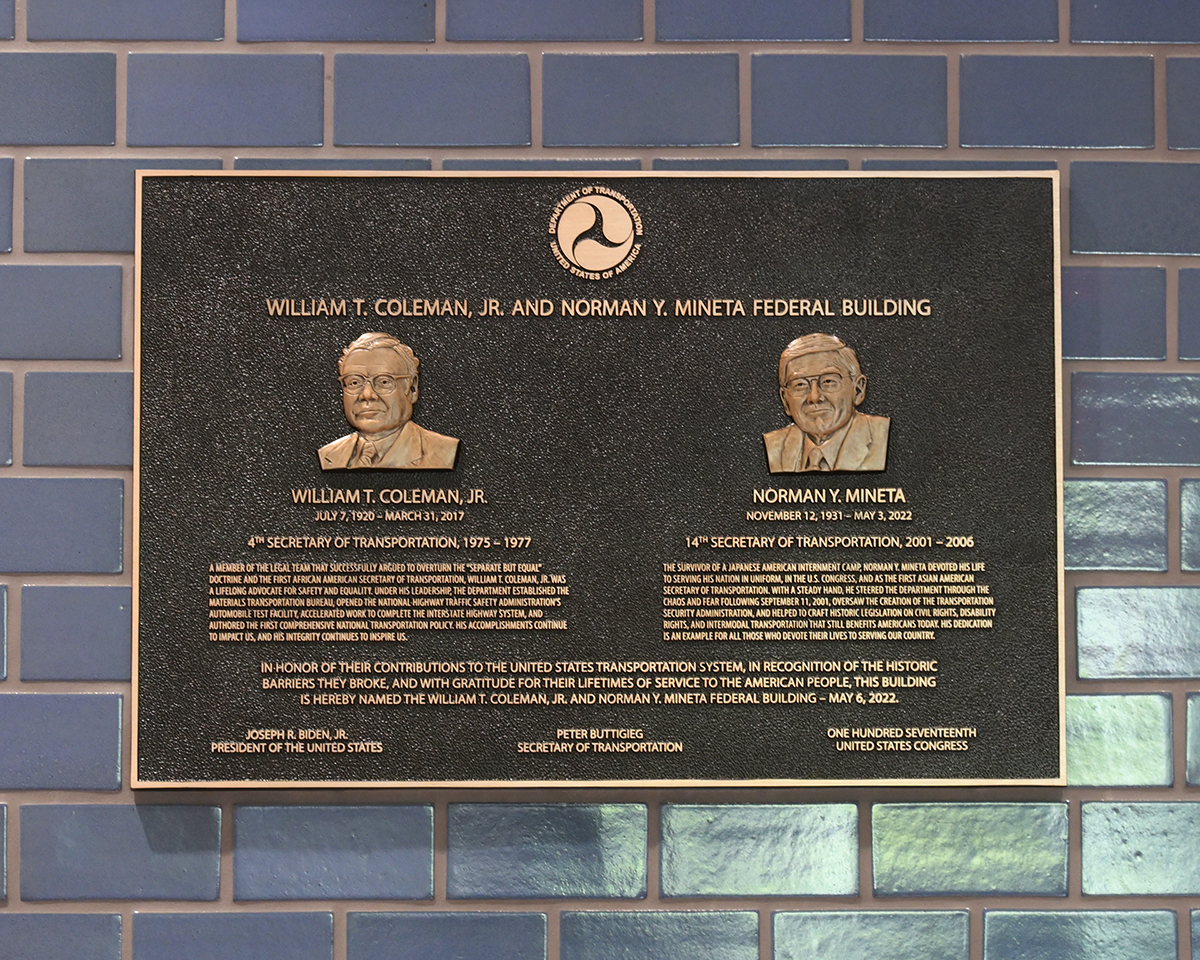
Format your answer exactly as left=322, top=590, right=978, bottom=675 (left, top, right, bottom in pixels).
left=133, top=172, right=1064, bottom=787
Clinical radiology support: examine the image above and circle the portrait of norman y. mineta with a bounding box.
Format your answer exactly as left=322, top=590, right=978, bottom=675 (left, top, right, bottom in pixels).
left=318, top=332, right=459, bottom=470
left=763, top=333, right=889, bottom=473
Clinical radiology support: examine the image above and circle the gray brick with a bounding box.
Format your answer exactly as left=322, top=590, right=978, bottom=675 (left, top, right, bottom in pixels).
left=862, top=159, right=1056, bottom=170
left=657, top=0, right=848, bottom=41
left=1, top=0, right=10, bottom=37
left=0, top=479, right=122, bottom=573
left=1071, top=161, right=1200, bottom=256
left=1073, top=374, right=1200, bottom=465
left=1064, top=480, right=1166, bottom=571
left=984, top=911, right=1177, bottom=960
left=0, top=915, right=121, bottom=960
left=24, top=372, right=133, bottom=467
left=27, top=0, right=221, bottom=39
left=0, top=157, right=11, bottom=253
left=0, top=586, right=6, bottom=681
left=128, top=55, right=323, bottom=147
left=1168, top=59, right=1200, bottom=150
left=21, top=805, right=220, bottom=900
left=873, top=804, right=1068, bottom=896
left=1179, top=480, right=1200, bottom=571
left=0, top=694, right=120, bottom=790
left=0, top=372, right=10, bottom=466
left=561, top=912, right=758, bottom=960
left=661, top=804, right=856, bottom=897
left=21, top=586, right=131, bottom=681
left=335, top=54, right=530, bottom=147
left=775, top=911, right=968, bottom=960
left=234, top=158, right=431, bottom=170
left=0, top=806, right=4, bottom=898
left=0, top=265, right=122, bottom=359
left=448, top=803, right=646, bottom=899
left=1067, top=695, right=1173, bottom=788
left=1078, top=587, right=1200, bottom=678
left=1179, top=270, right=1200, bottom=360
left=1082, top=803, right=1200, bottom=894
left=544, top=54, right=737, bottom=147
left=865, top=0, right=1056, bottom=41
left=0, top=54, right=115, bottom=145
left=448, top=0, right=641, bottom=41
left=133, top=913, right=332, bottom=960
left=1073, top=0, right=1200, bottom=43
left=653, top=158, right=849, bottom=170
left=348, top=913, right=546, bottom=960
left=1061, top=267, right=1166, bottom=360
left=240, top=0, right=432, bottom=41
left=445, top=158, right=641, bottom=170
left=234, top=805, right=432, bottom=900
left=1189, top=695, right=1200, bottom=785
left=752, top=55, right=946, bottom=147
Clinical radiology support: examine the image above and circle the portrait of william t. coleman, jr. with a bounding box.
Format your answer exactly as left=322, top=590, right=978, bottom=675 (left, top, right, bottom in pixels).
left=318, top=332, right=459, bottom=470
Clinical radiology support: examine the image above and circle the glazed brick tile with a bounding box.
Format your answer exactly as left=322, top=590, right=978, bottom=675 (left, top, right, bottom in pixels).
left=1189, top=695, right=1200, bottom=785
left=21, top=586, right=132, bottom=681
left=1179, top=479, right=1200, bottom=570
left=960, top=56, right=1152, bottom=148
left=1063, top=480, right=1166, bottom=571
left=873, top=804, right=1068, bottom=896
left=560, top=911, right=758, bottom=960
left=1, top=0, right=10, bottom=37
left=653, top=158, right=849, bottom=170
left=660, top=804, right=857, bottom=897
left=984, top=911, right=1177, bottom=960
left=1072, top=374, right=1200, bottom=465
left=1179, top=270, right=1200, bottom=359
left=864, top=0, right=1056, bottom=41
left=544, top=53, right=737, bottom=147
left=22, top=805, right=220, bottom=901
left=1083, top=803, right=1200, bottom=894
left=1071, top=162, right=1200, bottom=255
left=0, top=372, right=10, bottom=466
left=24, top=159, right=221, bottom=253
left=347, top=912, right=546, bottom=960
left=1061, top=267, right=1166, bottom=359
left=0, top=157, right=11, bottom=252
left=774, top=911, right=968, bottom=960
left=656, top=0, right=848, bottom=41
left=0, top=265, right=121, bottom=359
left=0, top=54, right=115, bottom=145
left=0, top=479, right=122, bottom=573
left=27, top=0, right=221, bottom=39
left=444, top=158, right=641, bottom=170
left=752, top=55, right=946, bottom=147
left=234, top=158, right=431, bottom=170
left=1066, top=695, right=1173, bottom=787
left=1077, top=587, right=1200, bottom=678
left=447, top=803, right=646, bottom=899
left=0, top=694, right=120, bottom=789
left=0, top=915, right=121, bottom=960
left=127, top=55, right=323, bottom=147
left=0, top=806, right=4, bottom=897
left=335, top=55, right=530, bottom=147
left=1073, top=1, right=1200, bottom=43
left=133, top=913, right=332, bottom=960
left=240, top=0, right=432, bottom=42
left=447, top=0, right=641, bottom=41
left=24, top=373, right=133, bottom=467
left=0, top=586, right=6, bottom=680
left=861, top=159, right=1056, bottom=170
left=234, top=805, right=433, bottom=900
left=1168, top=60, right=1200, bottom=150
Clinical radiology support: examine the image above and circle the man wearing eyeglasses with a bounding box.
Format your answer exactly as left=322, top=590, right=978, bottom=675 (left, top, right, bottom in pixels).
left=763, top=332, right=889, bottom=474
left=318, top=332, right=459, bottom=470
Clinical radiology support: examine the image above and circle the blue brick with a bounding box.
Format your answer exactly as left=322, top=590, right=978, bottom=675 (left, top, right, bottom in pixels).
left=861, top=159, right=1056, bottom=170
left=1189, top=695, right=1200, bottom=785
left=1083, top=803, right=1200, bottom=894
left=347, top=913, right=545, bottom=960
left=24, top=159, right=221, bottom=253
left=752, top=55, right=946, bottom=147
left=775, top=911, right=968, bottom=960
left=0, top=694, right=120, bottom=789
left=448, top=803, right=646, bottom=899
left=21, top=805, right=220, bottom=900
left=0, top=54, right=115, bottom=145
left=1061, top=267, right=1166, bottom=360
left=865, top=0, right=1056, bottom=40
left=984, top=911, right=1177, bottom=960
left=656, top=0, right=848, bottom=41
left=336, top=55, right=529, bottom=147
left=562, top=912, right=757, bottom=960
left=0, top=915, right=121, bottom=960
left=128, top=55, right=323, bottom=147
left=0, top=479, right=122, bottom=573
left=960, top=56, right=1152, bottom=148
left=234, top=805, right=432, bottom=900
left=1179, top=270, right=1200, bottom=359
left=1181, top=480, right=1200, bottom=571
left=661, top=804, right=857, bottom=897
left=0, top=372, right=10, bottom=466
left=0, top=806, right=4, bottom=897
left=134, top=913, right=332, bottom=960
left=544, top=54, right=737, bottom=147
left=1077, top=587, right=1200, bottom=678
left=1170, top=59, right=1200, bottom=150
left=1073, top=373, right=1200, bottom=465
left=653, top=158, right=849, bottom=170
left=1063, top=480, right=1166, bottom=571
left=873, top=804, right=1068, bottom=896
left=0, top=586, right=6, bottom=680
left=235, top=158, right=431, bottom=170
left=1073, top=1, right=1200, bottom=43
left=0, top=157, right=11, bottom=252
left=1067, top=695, right=1173, bottom=787
left=240, top=0, right=431, bottom=41
left=1, top=0, right=10, bottom=37
left=445, top=158, right=641, bottom=170
left=24, top=373, right=133, bottom=467
left=27, top=0, right=221, bottom=39
left=21, top=586, right=131, bottom=681
left=448, top=0, right=641, bottom=41
left=1071, top=162, right=1200, bottom=255
left=0, top=265, right=121, bottom=359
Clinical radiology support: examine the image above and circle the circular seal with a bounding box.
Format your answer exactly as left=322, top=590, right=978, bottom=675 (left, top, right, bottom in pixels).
left=548, top=187, right=643, bottom=280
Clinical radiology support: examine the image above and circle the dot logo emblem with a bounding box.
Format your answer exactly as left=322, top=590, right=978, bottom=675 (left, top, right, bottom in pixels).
left=549, top=186, right=643, bottom=280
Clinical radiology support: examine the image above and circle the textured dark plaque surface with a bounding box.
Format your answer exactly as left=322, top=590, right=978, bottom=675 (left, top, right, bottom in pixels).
left=134, top=173, right=1063, bottom=786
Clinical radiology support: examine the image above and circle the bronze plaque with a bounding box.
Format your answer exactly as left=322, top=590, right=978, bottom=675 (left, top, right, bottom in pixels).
left=133, top=172, right=1064, bottom=787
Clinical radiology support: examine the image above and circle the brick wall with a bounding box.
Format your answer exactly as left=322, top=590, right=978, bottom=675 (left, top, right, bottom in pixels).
left=1, top=1, right=1198, bottom=958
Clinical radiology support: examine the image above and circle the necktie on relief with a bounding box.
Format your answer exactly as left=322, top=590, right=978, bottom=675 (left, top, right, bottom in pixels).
left=807, top=446, right=831, bottom=472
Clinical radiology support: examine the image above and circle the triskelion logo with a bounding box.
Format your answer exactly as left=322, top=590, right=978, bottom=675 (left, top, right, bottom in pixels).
left=549, top=186, right=643, bottom=280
